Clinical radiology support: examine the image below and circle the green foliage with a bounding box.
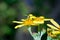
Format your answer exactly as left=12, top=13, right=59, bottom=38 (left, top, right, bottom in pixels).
left=4, top=0, right=18, bottom=5
left=0, top=2, right=8, bottom=11
left=6, top=8, right=17, bottom=17
left=0, top=25, right=11, bottom=35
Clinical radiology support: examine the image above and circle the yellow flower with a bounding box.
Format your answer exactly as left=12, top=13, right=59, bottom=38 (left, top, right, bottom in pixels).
left=13, top=14, right=51, bottom=29
left=47, top=19, right=60, bottom=37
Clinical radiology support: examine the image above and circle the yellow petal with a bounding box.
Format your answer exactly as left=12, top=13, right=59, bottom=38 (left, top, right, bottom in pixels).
left=15, top=25, right=24, bottom=29
left=13, top=21, right=23, bottom=24
left=40, top=16, right=44, bottom=18
left=33, top=21, right=44, bottom=24
left=33, top=17, right=44, bottom=24
left=31, top=23, right=36, bottom=25
left=47, top=24, right=59, bottom=30
left=52, top=31, right=60, bottom=35
left=50, top=19, right=59, bottom=28
left=47, top=28, right=51, bottom=31
left=21, top=19, right=25, bottom=21
left=44, top=19, right=51, bottom=21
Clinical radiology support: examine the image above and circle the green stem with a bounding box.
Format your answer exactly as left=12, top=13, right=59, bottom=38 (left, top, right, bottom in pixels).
left=38, top=25, right=41, bottom=35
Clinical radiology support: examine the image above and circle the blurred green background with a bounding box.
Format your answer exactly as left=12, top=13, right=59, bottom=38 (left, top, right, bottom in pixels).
left=0, top=0, right=60, bottom=40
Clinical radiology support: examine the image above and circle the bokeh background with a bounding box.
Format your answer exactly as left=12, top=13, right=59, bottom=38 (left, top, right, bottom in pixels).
left=0, top=0, right=60, bottom=40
